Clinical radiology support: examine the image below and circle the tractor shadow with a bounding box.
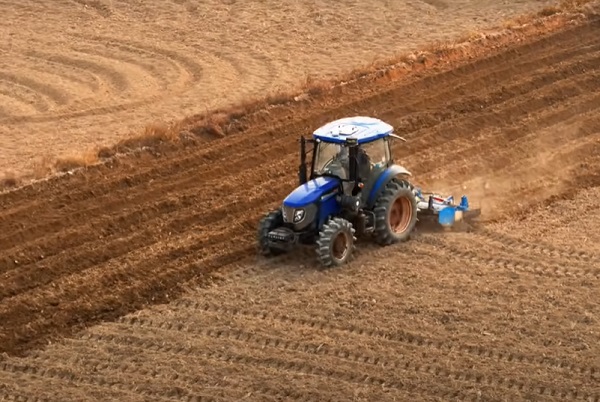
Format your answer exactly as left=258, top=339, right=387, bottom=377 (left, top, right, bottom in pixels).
left=258, top=244, right=325, bottom=272
left=257, top=217, right=485, bottom=276
left=413, top=216, right=483, bottom=235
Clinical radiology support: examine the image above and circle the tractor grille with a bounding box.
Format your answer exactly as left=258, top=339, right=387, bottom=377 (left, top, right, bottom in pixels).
left=281, top=203, right=317, bottom=231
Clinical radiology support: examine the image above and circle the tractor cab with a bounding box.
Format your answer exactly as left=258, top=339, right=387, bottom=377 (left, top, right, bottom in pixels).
left=310, top=129, right=388, bottom=195
left=298, top=116, right=410, bottom=203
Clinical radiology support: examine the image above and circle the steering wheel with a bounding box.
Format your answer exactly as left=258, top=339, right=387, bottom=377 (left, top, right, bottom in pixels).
left=322, top=157, right=349, bottom=179
left=321, top=155, right=343, bottom=173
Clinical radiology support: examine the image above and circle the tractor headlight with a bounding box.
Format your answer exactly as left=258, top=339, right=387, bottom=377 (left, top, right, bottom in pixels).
left=293, top=209, right=305, bottom=223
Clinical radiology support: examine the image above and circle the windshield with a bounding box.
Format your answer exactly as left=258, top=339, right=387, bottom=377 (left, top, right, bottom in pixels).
left=313, top=142, right=349, bottom=179
left=311, top=138, right=390, bottom=180
left=361, top=138, right=389, bottom=168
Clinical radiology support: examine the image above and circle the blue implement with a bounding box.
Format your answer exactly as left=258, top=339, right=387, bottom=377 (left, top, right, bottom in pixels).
left=438, top=206, right=457, bottom=227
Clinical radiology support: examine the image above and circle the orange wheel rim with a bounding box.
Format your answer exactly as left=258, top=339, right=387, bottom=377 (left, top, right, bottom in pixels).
left=332, top=232, right=349, bottom=260
left=389, top=196, right=413, bottom=234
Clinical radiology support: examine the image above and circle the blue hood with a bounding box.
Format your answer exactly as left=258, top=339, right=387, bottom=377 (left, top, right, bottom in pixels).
left=283, top=176, right=340, bottom=208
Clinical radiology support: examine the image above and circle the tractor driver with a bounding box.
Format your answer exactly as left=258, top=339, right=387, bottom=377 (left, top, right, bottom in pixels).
left=333, top=145, right=373, bottom=195
left=327, top=146, right=350, bottom=179
left=323, top=145, right=373, bottom=195
left=330, top=145, right=371, bottom=179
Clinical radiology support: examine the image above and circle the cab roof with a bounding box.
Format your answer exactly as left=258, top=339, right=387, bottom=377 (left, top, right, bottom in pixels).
left=312, top=116, right=393, bottom=145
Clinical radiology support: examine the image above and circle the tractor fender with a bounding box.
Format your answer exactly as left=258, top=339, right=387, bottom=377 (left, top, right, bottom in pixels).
left=366, top=164, right=412, bottom=208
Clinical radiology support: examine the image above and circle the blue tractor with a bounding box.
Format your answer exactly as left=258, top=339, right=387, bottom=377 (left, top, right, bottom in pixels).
left=257, top=116, right=480, bottom=267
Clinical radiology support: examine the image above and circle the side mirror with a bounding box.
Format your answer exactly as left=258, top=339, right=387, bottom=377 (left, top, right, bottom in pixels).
left=389, top=133, right=407, bottom=142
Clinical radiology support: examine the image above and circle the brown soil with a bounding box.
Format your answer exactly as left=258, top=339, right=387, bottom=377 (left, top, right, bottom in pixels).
left=1, top=6, right=600, bottom=402
left=0, top=0, right=565, bottom=178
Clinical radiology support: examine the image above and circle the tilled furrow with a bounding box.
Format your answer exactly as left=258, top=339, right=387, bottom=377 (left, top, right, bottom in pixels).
left=79, top=320, right=593, bottom=401
left=420, top=126, right=600, bottom=192
left=474, top=228, right=600, bottom=265
left=416, top=235, right=600, bottom=280
left=396, top=68, right=600, bottom=171
left=30, top=337, right=385, bottom=402
left=170, top=298, right=600, bottom=381
left=409, top=88, right=600, bottom=181
left=0, top=228, right=254, bottom=355
left=116, top=313, right=598, bottom=397
left=0, top=360, right=218, bottom=402
left=76, top=329, right=494, bottom=401
left=0, top=165, right=292, bottom=279
left=0, top=144, right=297, bottom=252
left=385, top=43, right=600, bottom=140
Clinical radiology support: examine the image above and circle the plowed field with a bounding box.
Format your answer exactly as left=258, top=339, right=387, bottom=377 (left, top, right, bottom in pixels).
left=0, top=0, right=560, bottom=177
left=1, top=11, right=600, bottom=402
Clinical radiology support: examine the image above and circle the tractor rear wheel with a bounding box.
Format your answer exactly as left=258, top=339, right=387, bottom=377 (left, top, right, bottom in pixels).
left=316, top=217, right=356, bottom=267
left=257, top=209, right=285, bottom=256
left=373, top=179, right=418, bottom=245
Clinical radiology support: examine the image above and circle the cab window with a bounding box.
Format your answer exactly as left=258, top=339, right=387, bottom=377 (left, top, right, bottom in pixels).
left=361, top=138, right=389, bottom=168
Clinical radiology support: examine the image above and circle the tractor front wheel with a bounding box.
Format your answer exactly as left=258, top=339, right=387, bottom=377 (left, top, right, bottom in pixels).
left=373, top=179, right=418, bottom=245
left=316, top=217, right=356, bottom=267
left=257, top=209, right=285, bottom=256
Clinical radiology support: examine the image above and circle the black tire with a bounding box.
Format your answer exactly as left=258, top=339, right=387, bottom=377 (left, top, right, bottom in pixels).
left=257, top=209, right=285, bottom=256
left=316, top=217, right=356, bottom=267
left=372, top=178, right=418, bottom=245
